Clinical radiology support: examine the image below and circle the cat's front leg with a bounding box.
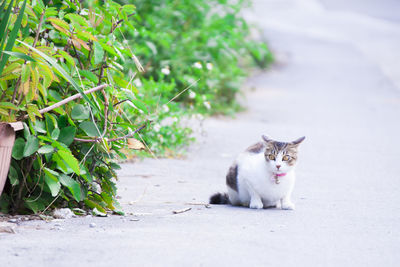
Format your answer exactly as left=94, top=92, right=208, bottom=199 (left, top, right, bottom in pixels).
left=244, top=179, right=263, bottom=209
left=280, top=196, right=295, bottom=210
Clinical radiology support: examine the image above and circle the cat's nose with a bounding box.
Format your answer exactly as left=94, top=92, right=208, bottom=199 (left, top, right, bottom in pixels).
left=276, top=165, right=281, bottom=170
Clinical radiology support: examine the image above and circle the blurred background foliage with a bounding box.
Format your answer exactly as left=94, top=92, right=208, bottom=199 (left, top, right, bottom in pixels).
left=0, top=0, right=271, bottom=214
left=122, top=0, right=273, bottom=154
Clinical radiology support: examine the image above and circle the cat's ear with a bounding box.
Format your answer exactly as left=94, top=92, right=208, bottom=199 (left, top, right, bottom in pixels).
left=291, top=136, right=305, bottom=146
left=262, top=135, right=273, bottom=143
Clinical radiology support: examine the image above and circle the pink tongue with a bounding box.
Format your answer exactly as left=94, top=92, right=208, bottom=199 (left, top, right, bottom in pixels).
left=275, top=173, right=286, bottom=177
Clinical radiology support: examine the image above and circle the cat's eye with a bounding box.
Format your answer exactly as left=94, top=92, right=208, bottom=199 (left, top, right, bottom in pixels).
left=282, top=155, right=290, bottom=161
left=268, top=154, right=275, bottom=160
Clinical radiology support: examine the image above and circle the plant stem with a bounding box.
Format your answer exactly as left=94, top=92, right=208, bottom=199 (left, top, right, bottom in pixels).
left=32, top=9, right=46, bottom=48
left=13, top=155, right=36, bottom=214
left=100, top=89, right=109, bottom=134
left=72, top=42, right=84, bottom=69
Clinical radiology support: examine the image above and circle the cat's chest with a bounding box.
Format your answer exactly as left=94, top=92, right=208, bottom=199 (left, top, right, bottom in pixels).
left=249, top=168, right=293, bottom=192
left=237, top=153, right=294, bottom=198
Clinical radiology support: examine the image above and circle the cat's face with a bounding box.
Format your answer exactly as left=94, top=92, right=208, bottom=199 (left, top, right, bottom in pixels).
left=262, top=135, right=305, bottom=174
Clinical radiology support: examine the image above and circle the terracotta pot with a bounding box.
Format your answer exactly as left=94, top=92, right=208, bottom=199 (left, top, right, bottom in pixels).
left=0, top=122, right=23, bottom=197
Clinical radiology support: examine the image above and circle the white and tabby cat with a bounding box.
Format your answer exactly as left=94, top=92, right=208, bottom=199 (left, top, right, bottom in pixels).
left=210, top=135, right=305, bottom=209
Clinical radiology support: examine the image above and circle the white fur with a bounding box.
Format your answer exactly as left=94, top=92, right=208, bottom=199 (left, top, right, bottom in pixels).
left=228, top=150, right=296, bottom=210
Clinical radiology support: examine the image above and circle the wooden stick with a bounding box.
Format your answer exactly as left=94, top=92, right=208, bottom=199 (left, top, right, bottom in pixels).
left=23, top=84, right=108, bottom=119
left=172, top=207, right=192, bottom=214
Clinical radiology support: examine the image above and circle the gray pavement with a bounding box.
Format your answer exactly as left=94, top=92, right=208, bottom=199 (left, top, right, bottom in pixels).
left=1, top=0, right=400, bottom=266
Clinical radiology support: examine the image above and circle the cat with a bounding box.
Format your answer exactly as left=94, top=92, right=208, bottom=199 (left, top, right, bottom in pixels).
left=210, top=135, right=305, bottom=210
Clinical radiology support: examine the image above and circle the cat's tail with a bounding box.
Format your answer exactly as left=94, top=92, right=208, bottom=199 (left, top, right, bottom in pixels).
left=209, top=192, right=230, bottom=205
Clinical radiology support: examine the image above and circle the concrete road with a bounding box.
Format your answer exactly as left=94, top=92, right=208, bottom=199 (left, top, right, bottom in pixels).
left=1, top=0, right=400, bottom=266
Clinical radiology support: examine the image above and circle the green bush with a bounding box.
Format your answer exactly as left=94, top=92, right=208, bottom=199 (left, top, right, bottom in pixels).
left=128, top=0, right=272, bottom=113
left=0, top=0, right=143, bottom=214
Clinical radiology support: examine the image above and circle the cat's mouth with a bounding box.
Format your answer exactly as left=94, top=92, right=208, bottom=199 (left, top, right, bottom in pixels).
left=274, top=172, right=287, bottom=177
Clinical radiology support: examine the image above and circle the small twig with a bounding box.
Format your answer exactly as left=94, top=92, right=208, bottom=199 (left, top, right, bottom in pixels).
left=73, top=123, right=146, bottom=143
left=86, top=41, right=93, bottom=68
left=185, top=202, right=211, bottom=208
left=41, top=193, right=61, bottom=214
left=172, top=207, right=192, bottom=214
left=113, top=99, right=129, bottom=107
left=72, top=42, right=84, bottom=69
left=92, top=65, right=108, bottom=72
left=11, top=77, right=21, bottom=103
left=111, top=13, right=136, bottom=33
left=97, top=55, right=107, bottom=85
left=166, top=78, right=200, bottom=106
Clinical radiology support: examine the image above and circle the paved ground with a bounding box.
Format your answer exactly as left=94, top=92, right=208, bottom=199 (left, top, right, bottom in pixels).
left=1, top=0, right=400, bottom=266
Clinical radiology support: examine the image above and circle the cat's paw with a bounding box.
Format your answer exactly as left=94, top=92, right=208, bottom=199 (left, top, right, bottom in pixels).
left=281, top=202, right=295, bottom=210
left=249, top=200, right=264, bottom=209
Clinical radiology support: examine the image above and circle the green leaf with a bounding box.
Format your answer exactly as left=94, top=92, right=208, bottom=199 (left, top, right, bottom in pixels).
left=44, top=173, right=61, bottom=197
left=71, top=104, right=90, bottom=120
left=57, top=149, right=80, bottom=175
left=79, top=121, right=100, bottom=137
left=24, top=199, right=45, bottom=214
left=99, top=42, right=118, bottom=57
left=131, top=99, right=148, bottom=113
left=47, top=17, right=70, bottom=32
left=58, top=115, right=68, bottom=128
left=76, top=31, right=97, bottom=42
left=45, top=113, right=57, bottom=134
left=43, top=168, right=62, bottom=197
left=80, top=166, right=93, bottom=183
left=44, top=167, right=59, bottom=179
left=92, top=207, right=107, bottom=217
left=49, top=89, right=62, bottom=101
left=84, top=199, right=106, bottom=214
left=57, top=50, right=75, bottom=66
left=52, top=152, right=69, bottom=174
left=8, top=166, right=19, bottom=186
left=23, top=135, right=39, bottom=157
left=45, top=7, right=57, bottom=17
left=58, top=126, right=76, bottom=146
left=0, top=102, right=18, bottom=110
left=27, top=104, right=42, bottom=123
left=38, top=145, right=54, bottom=154
left=1, top=51, right=36, bottom=62
left=79, top=70, right=98, bottom=84
left=51, top=128, right=60, bottom=139
left=121, top=4, right=136, bottom=14
left=93, top=41, right=104, bottom=65
left=0, top=0, right=27, bottom=76
left=23, top=122, right=30, bottom=139
left=33, top=120, right=47, bottom=134
left=21, top=63, right=30, bottom=83
left=0, top=0, right=13, bottom=51
left=1, top=62, right=20, bottom=77
left=65, top=13, right=88, bottom=27
left=59, top=174, right=81, bottom=202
